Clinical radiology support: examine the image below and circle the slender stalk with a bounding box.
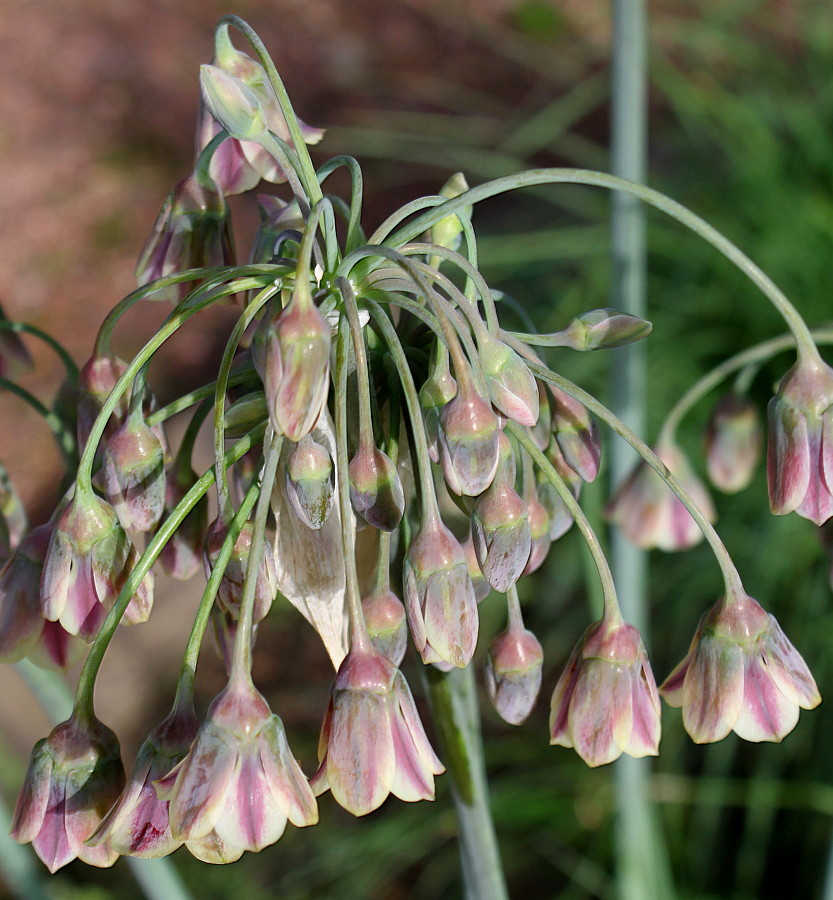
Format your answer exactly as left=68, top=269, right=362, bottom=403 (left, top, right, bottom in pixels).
left=0, top=320, right=78, bottom=380
left=426, top=665, right=509, bottom=900
left=0, top=378, right=76, bottom=465
left=380, top=168, right=821, bottom=364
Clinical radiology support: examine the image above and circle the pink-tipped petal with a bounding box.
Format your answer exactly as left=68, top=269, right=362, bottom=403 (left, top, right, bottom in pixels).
left=681, top=641, right=744, bottom=743
left=767, top=400, right=810, bottom=514
left=733, top=658, right=800, bottom=742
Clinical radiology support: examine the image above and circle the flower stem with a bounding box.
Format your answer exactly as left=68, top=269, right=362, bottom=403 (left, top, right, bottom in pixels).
left=0, top=320, right=78, bottom=381
left=426, top=665, right=508, bottom=900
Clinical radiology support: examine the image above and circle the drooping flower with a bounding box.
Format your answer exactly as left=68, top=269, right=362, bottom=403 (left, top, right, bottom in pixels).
left=155, top=677, right=318, bottom=863
left=310, top=643, right=444, bottom=816
left=403, top=517, right=478, bottom=668
left=285, top=434, right=335, bottom=530
left=606, top=440, right=715, bottom=551
left=485, top=624, right=543, bottom=726
left=135, top=171, right=236, bottom=304
left=0, top=522, right=53, bottom=662
left=479, top=336, right=539, bottom=427
left=87, top=698, right=199, bottom=858
left=40, top=490, right=154, bottom=641
left=349, top=445, right=405, bottom=533
left=11, top=715, right=125, bottom=872
left=659, top=594, right=820, bottom=743
left=767, top=357, right=833, bottom=525
left=705, top=392, right=761, bottom=493
left=550, top=618, right=661, bottom=767
left=437, top=380, right=501, bottom=496
left=549, top=386, right=601, bottom=483
left=253, top=286, right=332, bottom=442
left=196, top=24, right=324, bottom=195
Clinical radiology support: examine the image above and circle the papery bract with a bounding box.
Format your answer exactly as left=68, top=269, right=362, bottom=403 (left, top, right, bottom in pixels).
left=767, top=358, right=833, bottom=525
left=550, top=618, right=660, bottom=767
left=606, top=440, right=715, bottom=551
left=11, top=716, right=125, bottom=872
left=155, top=678, right=317, bottom=863
left=660, top=594, right=820, bottom=743
left=310, top=644, right=444, bottom=816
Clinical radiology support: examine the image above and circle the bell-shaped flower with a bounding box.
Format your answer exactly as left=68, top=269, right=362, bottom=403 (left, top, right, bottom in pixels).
left=349, top=445, right=405, bottom=532
left=437, top=380, right=501, bottom=496
left=485, top=623, right=543, bottom=725
left=158, top=461, right=209, bottom=581
left=285, top=434, right=335, bottom=530
left=767, top=358, right=833, bottom=525
left=155, top=677, right=318, bottom=863
left=41, top=490, right=153, bottom=641
left=606, top=440, right=715, bottom=551
left=248, top=195, right=305, bottom=264
left=197, top=25, right=324, bottom=192
left=523, top=486, right=552, bottom=576
left=203, top=516, right=276, bottom=624
left=362, top=588, right=407, bottom=666
left=27, top=620, right=87, bottom=672
left=135, top=172, right=236, bottom=304
left=705, top=392, right=761, bottom=493
left=659, top=594, right=820, bottom=743
left=0, top=522, right=53, bottom=662
left=403, top=517, right=478, bottom=667
left=11, top=715, right=125, bottom=872
left=310, top=643, right=444, bottom=816
left=471, top=434, right=530, bottom=592
left=479, top=336, right=539, bottom=427
left=102, top=408, right=166, bottom=533
left=253, top=286, right=331, bottom=442
left=550, top=617, right=661, bottom=767
left=87, top=698, right=199, bottom=858
left=549, top=386, right=601, bottom=483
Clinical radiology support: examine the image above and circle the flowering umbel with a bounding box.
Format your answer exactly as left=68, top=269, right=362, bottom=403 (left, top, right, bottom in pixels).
left=660, top=594, right=820, bottom=743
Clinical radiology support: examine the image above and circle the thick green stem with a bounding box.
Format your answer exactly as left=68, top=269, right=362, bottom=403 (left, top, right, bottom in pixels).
left=426, top=665, right=508, bottom=900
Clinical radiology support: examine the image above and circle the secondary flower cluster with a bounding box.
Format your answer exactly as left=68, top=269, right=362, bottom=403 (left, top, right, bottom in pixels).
left=0, top=17, right=825, bottom=874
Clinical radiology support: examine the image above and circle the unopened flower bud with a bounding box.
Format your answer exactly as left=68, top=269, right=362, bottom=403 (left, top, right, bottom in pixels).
left=606, top=441, right=715, bottom=551
left=549, top=386, right=601, bottom=483
left=523, top=488, right=552, bottom=575
left=479, top=336, right=539, bottom=427
left=11, top=715, right=125, bottom=872
left=199, top=64, right=268, bottom=141
left=349, top=445, right=405, bottom=532
left=705, top=392, right=761, bottom=493
left=550, top=618, right=660, bottom=767
left=530, top=381, right=552, bottom=450
left=419, top=346, right=457, bottom=463
left=660, top=594, right=820, bottom=743
left=285, top=434, right=334, bottom=530
left=767, top=358, right=833, bottom=525
left=486, top=625, right=544, bottom=725
left=77, top=353, right=129, bottom=450
left=438, top=381, right=501, bottom=496
left=403, top=518, right=478, bottom=667
left=158, top=461, right=209, bottom=581
left=223, top=391, right=268, bottom=438
left=203, top=516, right=276, bottom=624
left=428, top=172, right=471, bottom=252
left=471, top=435, right=530, bottom=592
left=561, top=308, right=652, bottom=351
left=135, top=172, right=236, bottom=304
left=102, top=410, right=166, bottom=533
left=362, top=588, right=408, bottom=666
left=254, top=287, right=331, bottom=442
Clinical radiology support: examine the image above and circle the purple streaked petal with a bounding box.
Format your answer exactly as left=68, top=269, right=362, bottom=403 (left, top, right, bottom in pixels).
left=767, top=399, right=810, bottom=514
left=259, top=718, right=318, bottom=827
left=759, top=617, right=821, bottom=710
left=681, top=639, right=744, bottom=743
left=567, top=660, right=631, bottom=767
left=733, top=657, right=799, bottom=742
